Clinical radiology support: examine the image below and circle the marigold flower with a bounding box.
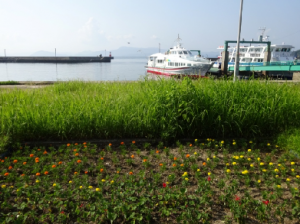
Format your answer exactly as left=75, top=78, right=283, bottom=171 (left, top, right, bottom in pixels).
left=74, top=143, right=78, bottom=146
left=207, top=158, right=210, bottom=161
left=143, top=159, right=147, bottom=162
left=156, top=150, right=159, bottom=154
left=195, top=139, right=198, bottom=142
left=4, top=172, right=9, bottom=176
left=13, top=159, right=17, bottom=163
left=1, top=160, right=4, bottom=162
left=269, top=162, right=273, bottom=166
left=247, top=158, right=251, bottom=161
left=202, top=162, right=206, bottom=166
left=30, top=154, right=34, bottom=157
left=58, top=161, right=62, bottom=165
left=257, top=158, right=260, bottom=161
left=21, top=174, right=25, bottom=177
left=110, top=180, right=114, bottom=184
left=232, top=142, right=236, bottom=145
left=286, top=178, right=291, bottom=182
left=208, top=172, right=211, bottom=175
left=116, top=171, right=120, bottom=174
left=174, top=157, right=177, bottom=161
left=120, top=142, right=124, bottom=145
left=1, top=185, right=6, bottom=188
left=172, top=163, right=176, bottom=167
left=291, top=162, right=295, bottom=165
left=159, top=163, right=163, bottom=166
left=194, top=152, right=197, bottom=155
left=239, top=155, right=244, bottom=159
left=8, top=166, right=13, bottom=170
left=101, top=179, right=106, bottom=182
left=248, top=149, right=251, bottom=152
left=132, top=141, right=135, bottom=144
left=74, top=172, right=78, bottom=175
left=69, top=181, right=72, bottom=184
left=262, top=169, right=267, bottom=172
left=242, top=170, right=249, bottom=175
left=83, top=142, right=87, bottom=145
left=182, top=172, right=188, bottom=176
left=79, top=186, right=83, bottom=189
left=43, top=151, right=47, bottom=154
left=36, top=180, right=40, bottom=183
left=52, top=165, right=56, bottom=168
left=226, top=169, right=231, bottom=173
left=109, top=143, right=112, bottom=147
left=186, top=154, right=190, bottom=158
left=180, top=164, right=184, bottom=167
left=96, top=188, right=101, bottom=191
left=44, top=171, right=49, bottom=175
left=232, top=162, right=237, bottom=165
left=189, top=144, right=192, bottom=147
left=257, top=180, right=261, bottom=183
left=88, top=186, right=93, bottom=189
left=100, top=157, right=104, bottom=160
left=85, top=171, right=88, bottom=174
left=296, top=175, right=300, bottom=178
left=129, top=171, right=133, bottom=175
left=197, top=169, right=200, bottom=172
left=131, top=155, right=134, bottom=159
left=185, top=178, right=189, bottom=181
left=277, top=185, right=281, bottom=188
left=77, top=160, right=81, bottom=163
left=291, top=169, right=295, bottom=172
left=260, top=162, right=264, bottom=166
left=274, top=169, right=279, bottom=172
left=250, top=164, right=254, bottom=167
left=100, top=168, right=104, bottom=172
left=67, top=143, right=70, bottom=147
left=73, top=149, right=77, bottom=152
left=36, top=173, right=40, bottom=176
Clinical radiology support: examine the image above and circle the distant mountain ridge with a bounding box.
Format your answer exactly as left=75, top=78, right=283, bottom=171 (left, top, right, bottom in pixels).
left=31, top=46, right=219, bottom=58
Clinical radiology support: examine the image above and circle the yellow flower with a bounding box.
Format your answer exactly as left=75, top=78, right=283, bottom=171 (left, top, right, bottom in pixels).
left=286, top=178, right=291, bottom=182
left=207, top=138, right=210, bottom=141
left=17, top=189, right=20, bottom=192
left=226, top=169, right=231, bottom=173
left=79, top=186, right=83, bottom=189
left=260, top=162, right=264, bottom=166
left=274, top=169, right=279, bottom=172
left=232, top=162, right=237, bottom=165
left=195, top=139, right=198, bottom=142
left=110, top=180, right=114, bottom=184
left=102, top=179, right=106, bottom=182
left=88, top=186, right=93, bottom=189
left=242, top=170, right=248, bottom=175
left=275, top=145, right=279, bottom=148
left=10, top=186, right=14, bottom=188
left=269, top=162, right=273, bottom=166
left=36, top=180, right=40, bottom=183
left=69, top=181, right=72, bottom=184
left=249, top=141, right=253, bottom=144
left=291, top=162, right=295, bottom=165
left=235, top=156, right=239, bottom=160
left=226, top=163, right=230, bottom=166
left=194, top=152, right=197, bottom=155
left=257, top=180, right=261, bottom=183
left=277, top=185, right=281, bottom=188
left=257, top=158, right=261, bottom=161
left=275, top=175, right=279, bottom=178
left=267, top=143, right=271, bottom=146
left=248, top=149, right=251, bottom=152
left=197, top=169, right=200, bottom=172
left=213, top=156, right=216, bottom=159
left=1, top=185, right=6, bottom=188
left=96, top=188, right=101, bottom=192
left=296, top=175, right=300, bottom=178
left=182, top=172, right=188, bottom=177
left=278, top=164, right=281, bottom=167
left=221, top=141, right=224, bottom=144
left=247, top=158, right=251, bottom=161
left=53, top=183, right=56, bottom=187
left=207, top=158, right=210, bottom=161
left=250, top=164, right=254, bottom=167
left=185, top=178, right=189, bottom=181
left=208, top=172, right=211, bottom=176
left=291, top=169, right=295, bottom=172
left=262, top=169, right=267, bottom=172
left=240, top=155, right=244, bottom=159
left=232, top=142, right=236, bottom=145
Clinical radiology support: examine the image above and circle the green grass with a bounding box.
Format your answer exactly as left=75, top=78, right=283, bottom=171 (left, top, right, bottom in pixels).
left=0, top=81, right=20, bottom=85
left=276, top=128, right=300, bottom=157
left=1, top=78, right=300, bottom=142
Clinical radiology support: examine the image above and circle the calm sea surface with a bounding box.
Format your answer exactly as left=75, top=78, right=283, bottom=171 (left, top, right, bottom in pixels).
left=0, top=57, right=147, bottom=81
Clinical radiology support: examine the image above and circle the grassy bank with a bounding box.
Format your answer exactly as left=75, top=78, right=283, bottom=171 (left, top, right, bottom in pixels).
left=1, top=140, right=300, bottom=223
left=1, top=79, right=300, bottom=144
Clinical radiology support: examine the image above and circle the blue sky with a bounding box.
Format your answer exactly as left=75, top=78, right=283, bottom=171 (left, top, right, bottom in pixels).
left=1, top=0, right=300, bottom=55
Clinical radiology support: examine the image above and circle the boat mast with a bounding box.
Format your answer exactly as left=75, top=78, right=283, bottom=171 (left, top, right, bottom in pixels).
left=234, top=0, right=244, bottom=82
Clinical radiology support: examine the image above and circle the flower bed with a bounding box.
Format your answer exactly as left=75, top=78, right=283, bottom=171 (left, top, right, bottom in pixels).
left=0, top=139, right=300, bottom=223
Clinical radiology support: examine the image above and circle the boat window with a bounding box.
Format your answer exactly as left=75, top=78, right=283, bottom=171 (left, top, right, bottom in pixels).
left=157, top=59, right=163, bottom=63
left=150, top=57, right=153, bottom=61
left=178, top=51, right=183, bottom=54
left=253, top=58, right=257, bottom=62
left=287, top=48, right=291, bottom=52
left=175, top=62, right=179, bottom=66
left=187, top=63, right=191, bottom=66
left=275, top=48, right=281, bottom=52
left=240, top=48, right=247, bottom=52
left=281, top=48, right=287, bottom=52
left=188, top=51, right=192, bottom=55
left=183, top=51, right=188, bottom=54
left=255, top=48, right=262, bottom=52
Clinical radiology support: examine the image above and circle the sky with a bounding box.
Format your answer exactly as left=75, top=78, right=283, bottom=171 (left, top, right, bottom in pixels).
left=1, top=0, right=300, bottom=56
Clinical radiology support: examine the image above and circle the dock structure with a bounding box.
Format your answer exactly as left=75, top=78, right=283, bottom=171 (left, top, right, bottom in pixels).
left=0, top=56, right=114, bottom=63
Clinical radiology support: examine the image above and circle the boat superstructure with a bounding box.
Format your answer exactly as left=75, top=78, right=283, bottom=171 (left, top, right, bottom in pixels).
left=146, top=36, right=214, bottom=78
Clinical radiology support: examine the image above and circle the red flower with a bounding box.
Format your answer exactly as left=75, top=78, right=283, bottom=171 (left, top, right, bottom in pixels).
left=207, top=176, right=211, bottom=181
left=60, top=211, right=65, bottom=214
left=162, top=183, right=167, bottom=188
left=235, top=195, right=241, bottom=201
left=263, top=200, right=269, bottom=205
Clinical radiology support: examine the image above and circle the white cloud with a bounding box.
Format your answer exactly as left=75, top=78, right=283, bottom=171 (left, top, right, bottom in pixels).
left=151, top=35, right=158, bottom=39
left=77, top=17, right=105, bottom=42
left=106, top=34, right=134, bottom=41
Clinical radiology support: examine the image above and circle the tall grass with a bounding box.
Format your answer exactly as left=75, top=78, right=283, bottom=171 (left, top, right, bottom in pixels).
left=1, top=78, right=300, bottom=142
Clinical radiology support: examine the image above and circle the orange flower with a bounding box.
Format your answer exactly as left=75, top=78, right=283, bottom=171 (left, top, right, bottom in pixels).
left=173, top=163, right=176, bottom=167
left=35, top=159, right=39, bottom=163
left=44, top=171, right=49, bottom=175
left=156, top=150, right=159, bottom=154
left=37, top=148, right=41, bottom=151
left=8, top=166, right=13, bottom=170
left=189, top=144, right=192, bottom=147
left=43, top=151, right=47, bottom=155
left=30, top=154, right=34, bottom=157
left=116, top=171, right=120, bottom=174
left=174, top=157, right=177, bottom=161
left=186, top=154, right=190, bottom=158
left=83, top=142, right=87, bottom=145
left=35, top=157, right=39, bottom=160
left=132, top=141, right=136, bottom=144
left=143, top=159, right=147, bottom=162
left=74, top=143, right=78, bottom=146
left=100, top=168, right=104, bottom=172
left=1, top=160, right=4, bottom=163
left=58, top=161, right=62, bottom=165
left=180, top=164, right=184, bottom=167
left=21, top=174, right=25, bottom=177
left=129, top=171, right=133, bottom=175
left=73, top=149, right=77, bottom=152
left=202, top=162, right=206, bottom=166
left=36, top=173, right=40, bottom=176
left=131, top=155, right=135, bottom=159
left=120, top=142, right=124, bottom=145
left=100, top=157, right=104, bottom=160
left=4, top=172, right=9, bottom=176
left=109, top=143, right=112, bottom=147
left=23, top=162, right=27, bottom=165
left=85, top=171, right=88, bottom=174
left=74, top=172, right=78, bottom=175
left=13, top=160, right=18, bottom=163
left=75, top=153, right=79, bottom=156
left=67, top=143, right=71, bottom=147
left=52, top=165, right=56, bottom=168
left=84, top=145, right=87, bottom=148
left=77, top=160, right=82, bottom=163
left=159, top=163, right=163, bottom=166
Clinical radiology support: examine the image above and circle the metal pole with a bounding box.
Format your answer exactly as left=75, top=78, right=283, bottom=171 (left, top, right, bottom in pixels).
left=4, top=49, right=6, bottom=57
left=159, top=43, right=160, bottom=53
left=234, top=0, right=244, bottom=82
left=55, top=48, right=56, bottom=57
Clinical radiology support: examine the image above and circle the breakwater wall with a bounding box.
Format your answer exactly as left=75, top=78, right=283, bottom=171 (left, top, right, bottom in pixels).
left=0, top=56, right=114, bottom=63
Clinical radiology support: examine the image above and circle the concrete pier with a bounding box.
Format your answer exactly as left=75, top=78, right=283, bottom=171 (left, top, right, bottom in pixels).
left=0, top=56, right=114, bottom=63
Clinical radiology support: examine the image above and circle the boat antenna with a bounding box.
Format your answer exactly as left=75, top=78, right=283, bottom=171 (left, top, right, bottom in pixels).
left=258, top=27, right=266, bottom=41
left=175, top=34, right=182, bottom=46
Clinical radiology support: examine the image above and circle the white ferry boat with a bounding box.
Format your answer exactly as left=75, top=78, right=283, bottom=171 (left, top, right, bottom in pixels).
left=146, top=36, right=214, bottom=78
left=213, top=30, right=297, bottom=68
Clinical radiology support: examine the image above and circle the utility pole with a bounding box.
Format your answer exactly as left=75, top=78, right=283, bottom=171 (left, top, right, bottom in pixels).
left=55, top=48, right=56, bottom=57
left=159, top=43, right=160, bottom=53
left=4, top=49, right=6, bottom=57
left=234, top=0, right=244, bottom=82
